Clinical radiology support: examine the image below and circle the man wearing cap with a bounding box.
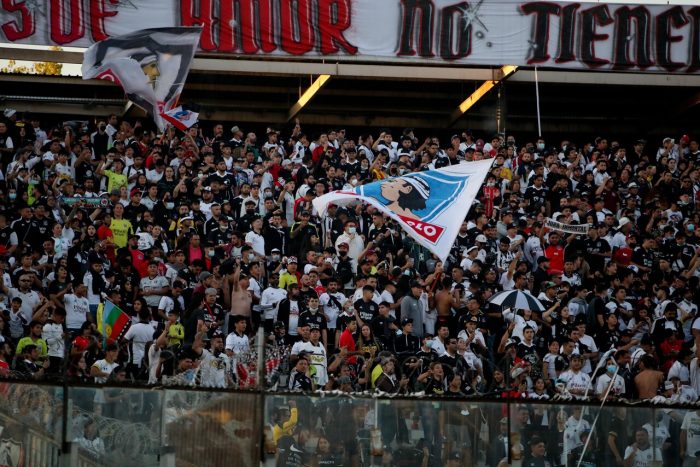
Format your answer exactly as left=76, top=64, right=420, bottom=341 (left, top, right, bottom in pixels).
left=279, top=256, right=300, bottom=290
left=187, top=287, right=224, bottom=343
left=289, top=210, right=318, bottom=257
left=96, top=155, right=127, bottom=193
left=298, top=296, right=327, bottom=347
left=192, top=326, right=231, bottom=388
left=318, top=277, right=346, bottom=347
left=393, top=318, right=420, bottom=353
left=401, top=281, right=425, bottom=339
left=293, top=325, right=327, bottom=386
left=335, top=220, right=364, bottom=261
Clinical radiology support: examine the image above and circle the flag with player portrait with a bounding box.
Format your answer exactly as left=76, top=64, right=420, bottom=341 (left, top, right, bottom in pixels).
left=82, top=27, right=201, bottom=130
left=162, top=105, right=199, bottom=131
left=313, top=160, right=493, bottom=262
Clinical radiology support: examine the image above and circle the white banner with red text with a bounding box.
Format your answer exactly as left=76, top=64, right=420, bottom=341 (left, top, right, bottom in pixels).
left=1, top=0, right=698, bottom=73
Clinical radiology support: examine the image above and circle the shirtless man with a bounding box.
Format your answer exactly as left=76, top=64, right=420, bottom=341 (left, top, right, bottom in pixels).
left=634, top=354, right=665, bottom=399
left=228, top=262, right=252, bottom=323
left=434, top=276, right=459, bottom=333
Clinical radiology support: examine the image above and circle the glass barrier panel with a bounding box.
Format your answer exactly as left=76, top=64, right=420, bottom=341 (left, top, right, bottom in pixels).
left=264, top=394, right=517, bottom=467
left=0, top=378, right=698, bottom=467
left=162, top=389, right=261, bottom=467
left=0, top=382, right=62, bottom=467
left=66, top=386, right=163, bottom=467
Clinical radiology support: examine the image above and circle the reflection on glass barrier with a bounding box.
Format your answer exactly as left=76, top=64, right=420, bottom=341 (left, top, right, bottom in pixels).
left=163, top=390, right=260, bottom=467
left=67, top=386, right=162, bottom=467
left=2, top=379, right=700, bottom=467
left=263, top=395, right=700, bottom=467
left=0, top=383, right=62, bottom=467
left=0, top=382, right=262, bottom=467
left=504, top=403, right=689, bottom=467
left=264, top=394, right=509, bottom=467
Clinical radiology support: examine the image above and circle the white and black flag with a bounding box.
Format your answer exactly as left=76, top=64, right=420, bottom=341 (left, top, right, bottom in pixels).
left=82, top=27, right=201, bottom=130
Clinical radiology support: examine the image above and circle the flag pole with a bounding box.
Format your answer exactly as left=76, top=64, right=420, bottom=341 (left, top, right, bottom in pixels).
left=576, top=365, right=620, bottom=467
left=534, top=66, right=542, bottom=138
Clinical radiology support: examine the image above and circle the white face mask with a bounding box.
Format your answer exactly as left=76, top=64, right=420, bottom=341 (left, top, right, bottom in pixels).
left=350, top=179, right=358, bottom=186
left=348, top=227, right=356, bottom=235
left=248, top=253, right=255, bottom=261
left=272, top=254, right=280, bottom=261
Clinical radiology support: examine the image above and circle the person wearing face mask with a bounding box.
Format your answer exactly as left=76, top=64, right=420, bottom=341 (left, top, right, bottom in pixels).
left=335, top=220, right=364, bottom=261
left=595, top=357, right=626, bottom=401
left=299, top=297, right=328, bottom=349
left=535, top=138, right=546, bottom=157
left=237, top=200, right=258, bottom=233
left=207, top=216, right=231, bottom=245
left=263, top=211, right=287, bottom=255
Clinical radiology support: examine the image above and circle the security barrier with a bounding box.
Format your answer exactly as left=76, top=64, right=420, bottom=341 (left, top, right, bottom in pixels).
left=0, top=380, right=695, bottom=467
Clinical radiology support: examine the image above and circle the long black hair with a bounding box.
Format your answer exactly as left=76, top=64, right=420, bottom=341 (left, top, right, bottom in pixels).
left=396, top=179, right=429, bottom=212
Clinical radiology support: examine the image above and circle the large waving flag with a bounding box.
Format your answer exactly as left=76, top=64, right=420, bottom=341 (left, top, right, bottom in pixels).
left=82, top=27, right=201, bottom=130
left=97, top=299, right=131, bottom=343
left=313, top=160, right=493, bottom=262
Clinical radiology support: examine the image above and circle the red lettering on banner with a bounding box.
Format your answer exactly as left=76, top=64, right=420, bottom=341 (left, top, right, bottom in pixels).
left=239, top=1, right=258, bottom=54
left=1, top=0, right=34, bottom=41
left=318, top=0, right=357, bottom=54
left=179, top=0, right=356, bottom=55
left=181, top=0, right=217, bottom=51
left=89, top=0, right=118, bottom=42
left=50, top=0, right=84, bottom=45
left=219, top=0, right=235, bottom=53
left=258, top=0, right=277, bottom=53
left=398, top=215, right=444, bottom=244
left=280, top=0, right=314, bottom=55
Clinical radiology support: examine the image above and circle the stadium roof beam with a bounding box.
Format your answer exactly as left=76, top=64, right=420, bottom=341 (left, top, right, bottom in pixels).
left=287, top=74, right=331, bottom=121
left=449, top=65, right=518, bottom=125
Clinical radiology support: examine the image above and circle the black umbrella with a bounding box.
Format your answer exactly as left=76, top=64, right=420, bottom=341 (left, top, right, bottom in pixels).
left=488, top=289, right=545, bottom=312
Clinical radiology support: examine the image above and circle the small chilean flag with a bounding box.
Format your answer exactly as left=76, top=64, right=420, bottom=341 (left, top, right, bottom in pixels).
left=162, top=106, right=199, bottom=131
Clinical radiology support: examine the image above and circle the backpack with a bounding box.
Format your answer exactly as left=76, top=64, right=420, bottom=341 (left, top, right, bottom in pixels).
left=335, top=257, right=353, bottom=285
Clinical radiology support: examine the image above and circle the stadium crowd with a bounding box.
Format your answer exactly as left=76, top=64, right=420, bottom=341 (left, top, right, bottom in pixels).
left=1, top=109, right=700, bottom=465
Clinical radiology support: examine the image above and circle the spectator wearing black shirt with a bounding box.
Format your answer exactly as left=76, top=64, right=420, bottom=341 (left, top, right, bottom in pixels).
left=287, top=356, right=314, bottom=391
left=370, top=301, right=397, bottom=349
left=353, top=285, right=378, bottom=328
left=298, top=296, right=327, bottom=348
left=393, top=318, right=420, bottom=354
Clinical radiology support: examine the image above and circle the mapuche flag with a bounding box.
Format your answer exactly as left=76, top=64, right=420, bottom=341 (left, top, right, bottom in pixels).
left=97, top=299, right=131, bottom=342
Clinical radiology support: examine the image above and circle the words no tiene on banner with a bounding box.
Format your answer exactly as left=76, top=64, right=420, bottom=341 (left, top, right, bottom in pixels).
left=1, top=1, right=700, bottom=73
